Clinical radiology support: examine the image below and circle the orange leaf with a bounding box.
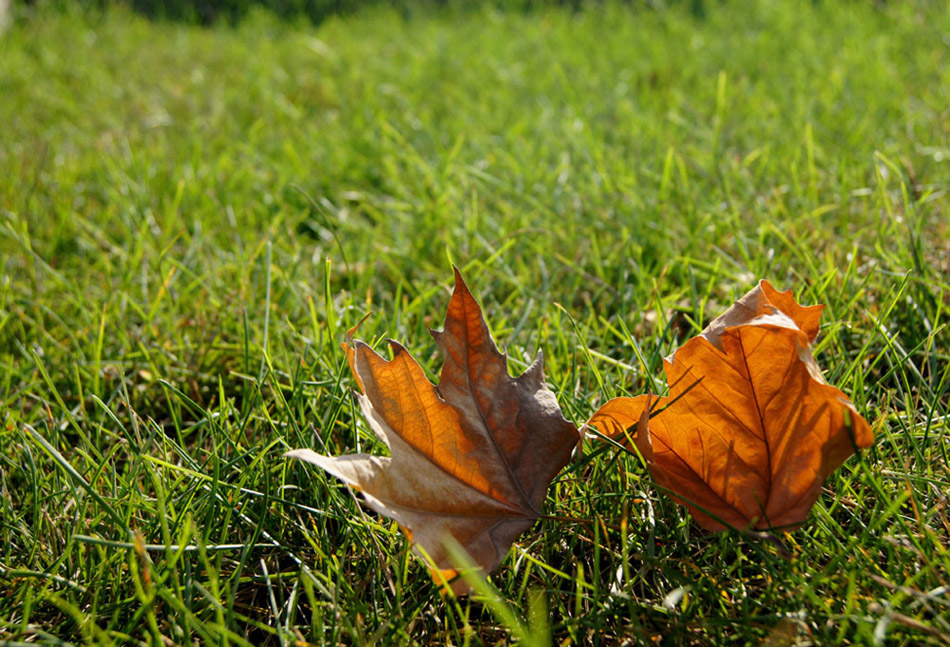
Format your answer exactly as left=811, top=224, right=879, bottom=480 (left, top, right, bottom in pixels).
left=287, top=269, right=580, bottom=593
left=589, top=281, right=873, bottom=531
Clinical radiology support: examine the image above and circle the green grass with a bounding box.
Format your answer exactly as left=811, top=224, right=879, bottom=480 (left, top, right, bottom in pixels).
left=1, top=0, right=949, bottom=644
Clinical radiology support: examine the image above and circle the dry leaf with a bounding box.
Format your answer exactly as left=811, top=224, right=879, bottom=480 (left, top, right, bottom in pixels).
left=286, top=269, right=579, bottom=593
left=589, top=281, right=873, bottom=531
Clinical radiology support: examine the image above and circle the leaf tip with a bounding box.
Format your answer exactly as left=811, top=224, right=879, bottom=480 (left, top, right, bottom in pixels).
left=451, top=265, right=472, bottom=296
left=345, top=311, right=372, bottom=343
left=387, top=338, right=410, bottom=357
left=283, top=448, right=327, bottom=465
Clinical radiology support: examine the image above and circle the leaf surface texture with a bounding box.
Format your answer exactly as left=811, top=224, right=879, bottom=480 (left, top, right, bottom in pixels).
left=287, top=269, right=579, bottom=592
left=590, top=281, right=873, bottom=531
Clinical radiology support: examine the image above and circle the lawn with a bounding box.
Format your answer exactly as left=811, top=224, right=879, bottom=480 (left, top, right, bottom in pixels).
left=1, top=0, right=949, bottom=644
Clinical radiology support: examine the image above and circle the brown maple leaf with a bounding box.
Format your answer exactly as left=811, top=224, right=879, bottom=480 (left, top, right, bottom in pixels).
left=286, top=269, right=580, bottom=593
left=589, top=281, right=873, bottom=531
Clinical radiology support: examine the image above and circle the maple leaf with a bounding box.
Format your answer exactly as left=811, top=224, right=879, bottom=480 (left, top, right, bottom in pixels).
left=286, top=269, right=580, bottom=593
left=589, top=281, right=873, bottom=531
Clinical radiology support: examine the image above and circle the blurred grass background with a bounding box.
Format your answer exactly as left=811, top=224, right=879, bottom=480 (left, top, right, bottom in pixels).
left=1, top=0, right=949, bottom=644
left=12, top=0, right=715, bottom=25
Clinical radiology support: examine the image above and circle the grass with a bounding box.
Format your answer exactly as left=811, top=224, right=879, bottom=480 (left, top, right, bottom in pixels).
left=1, top=0, right=949, bottom=644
